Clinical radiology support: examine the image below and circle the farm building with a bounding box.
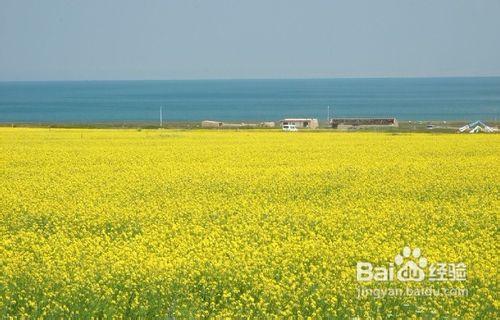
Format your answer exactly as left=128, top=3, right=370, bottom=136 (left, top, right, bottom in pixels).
left=330, top=118, right=398, bottom=129
left=280, top=118, right=319, bottom=129
left=201, top=120, right=223, bottom=128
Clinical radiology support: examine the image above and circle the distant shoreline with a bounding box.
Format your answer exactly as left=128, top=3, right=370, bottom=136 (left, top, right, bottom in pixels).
left=1, top=120, right=498, bottom=133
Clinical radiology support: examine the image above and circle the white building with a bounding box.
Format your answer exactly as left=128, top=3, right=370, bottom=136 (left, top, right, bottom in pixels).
left=280, top=118, right=319, bottom=129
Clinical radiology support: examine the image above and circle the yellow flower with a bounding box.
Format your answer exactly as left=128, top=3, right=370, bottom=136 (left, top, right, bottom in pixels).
left=0, top=128, right=497, bottom=318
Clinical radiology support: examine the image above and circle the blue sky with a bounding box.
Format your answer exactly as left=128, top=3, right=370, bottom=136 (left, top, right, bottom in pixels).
left=1, top=0, right=499, bottom=80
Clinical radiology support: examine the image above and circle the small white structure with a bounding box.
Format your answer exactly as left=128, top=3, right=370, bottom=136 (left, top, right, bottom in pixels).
left=458, top=121, right=496, bottom=133
left=281, top=118, right=319, bottom=129
left=201, top=120, right=223, bottom=128
left=261, top=121, right=276, bottom=128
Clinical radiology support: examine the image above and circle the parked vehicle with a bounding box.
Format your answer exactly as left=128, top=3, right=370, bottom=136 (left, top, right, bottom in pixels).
left=282, top=124, right=298, bottom=131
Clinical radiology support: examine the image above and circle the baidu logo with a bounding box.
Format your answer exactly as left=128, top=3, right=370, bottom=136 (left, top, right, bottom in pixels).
left=356, top=246, right=466, bottom=282
left=394, top=246, right=427, bottom=281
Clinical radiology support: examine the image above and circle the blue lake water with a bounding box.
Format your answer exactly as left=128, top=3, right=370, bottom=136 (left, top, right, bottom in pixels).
left=0, top=77, right=499, bottom=122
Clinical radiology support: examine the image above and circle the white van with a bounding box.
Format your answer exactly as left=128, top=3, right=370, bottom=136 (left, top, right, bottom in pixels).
left=282, top=124, right=298, bottom=131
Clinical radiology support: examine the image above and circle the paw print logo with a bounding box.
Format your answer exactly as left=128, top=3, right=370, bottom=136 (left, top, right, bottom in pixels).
left=395, top=246, right=427, bottom=282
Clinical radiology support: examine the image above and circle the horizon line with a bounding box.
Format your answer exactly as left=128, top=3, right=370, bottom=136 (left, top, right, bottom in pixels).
left=1, top=74, right=500, bottom=83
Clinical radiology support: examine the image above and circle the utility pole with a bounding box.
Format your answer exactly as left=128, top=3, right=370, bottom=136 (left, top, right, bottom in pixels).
left=327, top=105, right=333, bottom=126
left=160, top=106, right=163, bottom=128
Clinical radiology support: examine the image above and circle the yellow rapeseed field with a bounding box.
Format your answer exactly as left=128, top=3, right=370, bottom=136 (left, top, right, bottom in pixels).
left=0, top=128, right=498, bottom=318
